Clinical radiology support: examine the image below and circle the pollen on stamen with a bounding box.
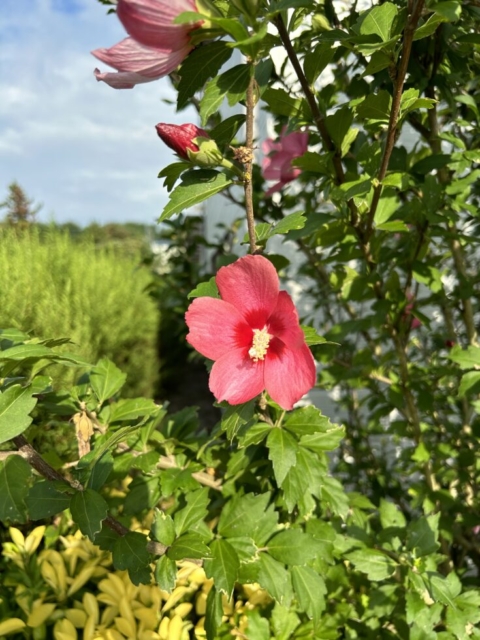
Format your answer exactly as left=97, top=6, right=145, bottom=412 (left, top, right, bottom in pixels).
left=248, top=327, right=272, bottom=362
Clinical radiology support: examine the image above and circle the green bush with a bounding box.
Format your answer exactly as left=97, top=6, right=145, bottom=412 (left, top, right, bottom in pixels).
left=0, top=227, right=159, bottom=397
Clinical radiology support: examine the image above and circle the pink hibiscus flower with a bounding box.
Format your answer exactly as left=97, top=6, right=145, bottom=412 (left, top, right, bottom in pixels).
left=92, top=0, right=201, bottom=89
left=185, top=255, right=316, bottom=410
left=262, top=127, right=308, bottom=196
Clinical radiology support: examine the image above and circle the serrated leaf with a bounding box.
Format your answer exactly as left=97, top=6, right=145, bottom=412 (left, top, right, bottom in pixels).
left=113, top=531, right=150, bottom=574
left=358, top=2, right=398, bottom=42
left=220, top=400, right=256, bottom=440
left=174, top=488, right=209, bottom=536
left=257, top=553, right=292, bottom=604
left=26, top=481, right=71, bottom=520
left=301, top=326, right=328, bottom=347
left=300, top=425, right=345, bottom=452
left=428, top=573, right=458, bottom=608
left=273, top=212, right=306, bottom=236
left=90, top=358, right=126, bottom=404
left=0, top=456, right=31, bottom=522
left=357, top=90, right=392, bottom=121
left=205, top=587, right=223, bottom=640
left=448, top=345, right=480, bottom=369
left=346, top=549, right=397, bottom=580
left=204, top=539, right=240, bottom=597
left=188, top=277, right=220, bottom=299
left=262, top=88, right=304, bottom=117
left=0, top=385, right=38, bottom=445
left=70, top=489, right=108, bottom=541
left=218, top=493, right=277, bottom=543
left=284, top=405, right=336, bottom=437
left=151, top=510, right=176, bottom=546
left=413, top=13, right=448, bottom=41
left=210, top=114, right=246, bottom=148
left=0, top=343, right=53, bottom=362
left=267, top=530, right=320, bottom=565
left=167, top=532, right=212, bottom=560
left=304, top=42, right=335, bottom=84
left=291, top=566, right=326, bottom=626
left=109, top=398, right=160, bottom=422
left=379, top=499, right=407, bottom=529
left=158, top=162, right=190, bottom=192
left=267, top=428, right=298, bottom=487
left=320, top=475, right=349, bottom=519
left=160, top=170, right=233, bottom=221
left=155, top=555, right=177, bottom=592
left=407, top=514, right=440, bottom=556
left=177, top=41, right=233, bottom=109
left=200, top=64, right=251, bottom=125
left=458, top=371, right=480, bottom=398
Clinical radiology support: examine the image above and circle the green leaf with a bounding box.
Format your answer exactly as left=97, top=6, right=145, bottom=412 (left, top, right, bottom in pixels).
left=379, top=499, right=406, bottom=529
left=291, top=566, right=326, bottom=626
left=357, top=90, right=392, bottom=122
left=151, top=510, right=176, bottom=546
left=320, top=475, right=349, bottom=519
left=90, top=358, right=126, bottom=404
left=285, top=405, right=342, bottom=440
left=113, top=531, right=151, bottom=584
left=300, top=426, right=345, bottom=452
left=271, top=604, right=300, bottom=640
left=413, top=12, right=447, bottom=40
left=358, top=2, right=398, bottom=42
left=158, top=162, right=190, bottom=192
left=0, top=456, right=31, bottom=522
left=188, top=277, right=220, bottom=299
left=325, top=106, right=353, bottom=149
left=160, top=170, right=233, bottom=221
left=267, top=428, right=298, bottom=487
left=177, top=41, right=233, bottom=109
left=458, top=371, right=480, bottom=398
left=174, top=488, right=209, bottom=536
left=26, top=481, right=71, bottom=520
left=200, top=64, right=251, bottom=125
left=346, top=549, right=397, bottom=580
left=262, top=88, right=304, bottom=117
left=205, top=587, right=223, bottom=640
left=109, top=398, right=160, bottom=422
left=204, top=539, right=240, bottom=597
left=257, top=553, right=292, bottom=604
left=406, top=514, right=440, bottom=556
left=0, top=385, right=37, bottom=445
left=267, top=530, right=321, bottom=565
left=210, top=114, right=246, bottom=148
left=218, top=493, right=278, bottom=544
left=428, top=572, right=458, bottom=608
left=70, top=489, right=108, bottom=541
left=273, top=212, right=307, bottom=236
left=155, top=555, right=177, bottom=592
left=220, top=400, right=256, bottom=440
left=167, top=532, right=212, bottom=561
left=448, top=345, right=480, bottom=369
left=304, top=42, right=335, bottom=84
left=301, top=326, right=328, bottom=347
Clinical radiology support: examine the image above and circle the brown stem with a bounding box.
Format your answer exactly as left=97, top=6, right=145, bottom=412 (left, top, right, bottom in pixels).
left=365, top=0, right=426, bottom=237
left=244, top=69, right=259, bottom=254
left=13, top=434, right=130, bottom=537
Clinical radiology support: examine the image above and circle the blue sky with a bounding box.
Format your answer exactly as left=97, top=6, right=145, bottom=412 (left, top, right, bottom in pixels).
left=0, top=0, right=196, bottom=225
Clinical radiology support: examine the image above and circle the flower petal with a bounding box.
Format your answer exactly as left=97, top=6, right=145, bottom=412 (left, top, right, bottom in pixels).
left=117, top=0, right=197, bottom=50
left=209, top=348, right=265, bottom=405
left=185, top=297, right=252, bottom=360
left=92, top=38, right=191, bottom=79
left=268, top=291, right=305, bottom=350
left=93, top=68, right=154, bottom=89
left=264, top=341, right=316, bottom=410
left=216, top=255, right=279, bottom=328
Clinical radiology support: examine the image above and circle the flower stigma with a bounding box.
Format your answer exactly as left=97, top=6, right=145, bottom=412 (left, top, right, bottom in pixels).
left=248, top=327, right=272, bottom=362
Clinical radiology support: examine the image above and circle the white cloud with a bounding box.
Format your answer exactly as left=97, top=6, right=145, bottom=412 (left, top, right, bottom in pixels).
left=0, top=0, right=197, bottom=225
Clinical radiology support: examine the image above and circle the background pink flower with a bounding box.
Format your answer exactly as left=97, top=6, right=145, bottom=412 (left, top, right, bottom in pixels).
left=185, top=255, right=316, bottom=410
left=262, top=127, right=308, bottom=196
left=92, top=0, right=201, bottom=89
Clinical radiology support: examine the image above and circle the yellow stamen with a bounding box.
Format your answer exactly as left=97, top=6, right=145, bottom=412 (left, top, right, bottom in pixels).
left=248, top=327, right=272, bottom=362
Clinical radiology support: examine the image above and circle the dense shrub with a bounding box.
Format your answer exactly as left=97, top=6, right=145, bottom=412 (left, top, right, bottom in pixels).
left=0, top=227, right=159, bottom=397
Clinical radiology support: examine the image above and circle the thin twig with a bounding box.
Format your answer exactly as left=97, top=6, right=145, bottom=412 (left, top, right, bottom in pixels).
left=244, top=67, right=259, bottom=254
left=365, top=0, right=426, bottom=237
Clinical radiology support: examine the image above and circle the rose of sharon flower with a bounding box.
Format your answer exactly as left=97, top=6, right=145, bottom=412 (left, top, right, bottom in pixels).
left=262, top=127, right=308, bottom=196
left=92, top=0, right=201, bottom=89
left=155, top=123, right=209, bottom=159
left=185, top=255, right=316, bottom=410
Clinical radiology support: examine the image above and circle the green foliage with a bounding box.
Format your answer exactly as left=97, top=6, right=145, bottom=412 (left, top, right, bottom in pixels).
left=0, top=227, right=159, bottom=397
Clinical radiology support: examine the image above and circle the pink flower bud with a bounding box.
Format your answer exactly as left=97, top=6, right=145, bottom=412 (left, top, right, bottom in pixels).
left=155, top=123, right=209, bottom=159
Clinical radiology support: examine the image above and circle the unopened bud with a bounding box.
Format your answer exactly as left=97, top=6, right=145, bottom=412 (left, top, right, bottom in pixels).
left=187, top=136, right=224, bottom=167
left=155, top=123, right=210, bottom=160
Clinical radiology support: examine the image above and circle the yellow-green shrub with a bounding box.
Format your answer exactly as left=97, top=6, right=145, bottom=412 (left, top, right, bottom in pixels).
left=0, top=527, right=271, bottom=640
left=0, top=228, right=159, bottom=397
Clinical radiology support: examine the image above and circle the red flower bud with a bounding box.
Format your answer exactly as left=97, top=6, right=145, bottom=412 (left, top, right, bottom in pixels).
left=445, top=340, right=455, bottom=349
left=155, top=122, right=209, bottom=160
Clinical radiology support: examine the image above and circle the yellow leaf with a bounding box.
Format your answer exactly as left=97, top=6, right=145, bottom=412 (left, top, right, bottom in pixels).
left=0, top=618, right=27, bottom=636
